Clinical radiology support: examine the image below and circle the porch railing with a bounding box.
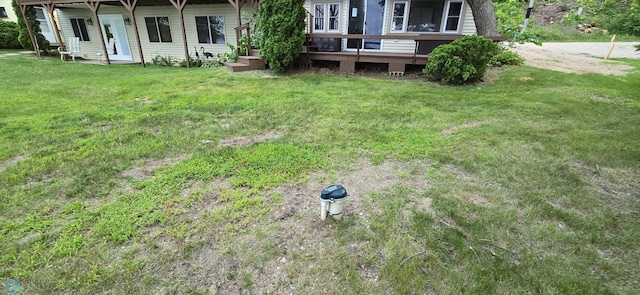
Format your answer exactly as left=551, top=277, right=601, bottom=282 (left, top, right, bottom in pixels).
left=234, top=22, right=253, bottom=57
left=305, top=33, right=507, bottom=63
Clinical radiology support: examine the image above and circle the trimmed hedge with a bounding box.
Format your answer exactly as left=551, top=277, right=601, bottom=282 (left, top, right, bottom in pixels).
left=0, top=20, right=22, bottom=49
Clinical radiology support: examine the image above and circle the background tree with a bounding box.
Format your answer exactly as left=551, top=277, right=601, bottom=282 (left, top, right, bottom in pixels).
left=256, top=0, right=306, bottom=72
left=467, top=0, right=500, bottom=36
left=11, top=0, right=50, bottom=51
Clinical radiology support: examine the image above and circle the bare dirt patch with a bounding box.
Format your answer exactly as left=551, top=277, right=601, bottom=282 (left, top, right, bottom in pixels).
left=530, top=3, right=568, bottom=26
left=122, top=155, right=190, bottom=180
left=512, top=42, right=637, bottom=76
left=572, top=161, right=640, bottom=214
left=158, top=158, right=436, bottom=294
left=441, top=120, right=496, bottom=136
left=134, top=97, right=153, bottom=104
left=215, top=131, right=282, bottom=148
left=0, top=155, right=27, bottom=172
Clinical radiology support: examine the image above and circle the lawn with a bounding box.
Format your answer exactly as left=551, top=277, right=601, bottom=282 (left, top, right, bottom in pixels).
left=1, top=54, right=639, bottom=294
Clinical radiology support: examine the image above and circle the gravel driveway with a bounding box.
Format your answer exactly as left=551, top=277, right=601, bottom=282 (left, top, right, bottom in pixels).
left=511, top=42, right=640, bottom=75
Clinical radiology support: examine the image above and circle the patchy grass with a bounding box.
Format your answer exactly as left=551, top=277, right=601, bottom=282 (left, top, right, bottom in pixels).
left=1, top=54, right=639, bottom=294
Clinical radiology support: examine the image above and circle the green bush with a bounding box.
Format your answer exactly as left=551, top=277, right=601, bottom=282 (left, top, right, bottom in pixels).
left=491, top=50, right=524, bottom=67
left=423, top=35, right=501, bottom=85
left=0, top=19, right=22, bottom=49
left=11, top=1, right=50, bottom=50
left=256, top=0, right=306, bottom=72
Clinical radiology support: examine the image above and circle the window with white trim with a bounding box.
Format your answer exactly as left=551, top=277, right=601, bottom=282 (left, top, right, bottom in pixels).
left=145, top=17, right=172, bottom=43
left=405, top=0, right=463, bottom=33
left=0, top=7, right=8, bottom=18
left=391, top=1, right=408, bottom=32
left=328, top=4, right=340, bottom=31
left=314, top=4, right=326, bottom=31
left=314, top=2, right=340, bottom=32
left=195, top=16, right=225, bottom=44
left=444, top=1, right=463, bottom=32
left=70, top=18, right=90, bottom=41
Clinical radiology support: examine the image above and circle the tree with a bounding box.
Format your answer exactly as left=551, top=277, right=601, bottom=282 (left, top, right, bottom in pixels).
left=11, top=0, right=50, bottom=51
left=467, top=0, right=500, bottom=36
left=256, top=0, right=306, bottom=72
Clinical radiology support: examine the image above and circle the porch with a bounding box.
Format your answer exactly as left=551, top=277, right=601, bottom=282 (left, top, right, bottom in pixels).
left=301, top=33, right=507, bottom=74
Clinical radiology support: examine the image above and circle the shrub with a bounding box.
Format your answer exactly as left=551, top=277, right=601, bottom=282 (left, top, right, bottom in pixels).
left=491, top=50, right=524, bottom=67
left=256, top=0, right=306, bottom=72
left=424, top=35, right=501, bottom=85
left=0, top=19, right=22, bottom=49
left=148, top=55, right=179, bottom=67
left=11, top=1, right=50, bottom=50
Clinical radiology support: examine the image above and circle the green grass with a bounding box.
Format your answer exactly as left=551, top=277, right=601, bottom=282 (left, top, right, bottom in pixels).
left=1, top=54, right=639, bottom=294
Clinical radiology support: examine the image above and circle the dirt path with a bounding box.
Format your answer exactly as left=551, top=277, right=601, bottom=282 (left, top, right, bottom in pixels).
left=511, top=42, right=640, bottom=75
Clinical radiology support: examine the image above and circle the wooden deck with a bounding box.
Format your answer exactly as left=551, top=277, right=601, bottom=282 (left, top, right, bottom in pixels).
left=304, top=51, right=429, bottom=74
left=303, top=33, right=507, bottom=74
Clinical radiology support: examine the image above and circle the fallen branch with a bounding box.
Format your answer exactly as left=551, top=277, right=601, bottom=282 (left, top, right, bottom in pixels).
left=478, top=238, right=511, bottom=253
left=400, top=250, right=427, bottom=266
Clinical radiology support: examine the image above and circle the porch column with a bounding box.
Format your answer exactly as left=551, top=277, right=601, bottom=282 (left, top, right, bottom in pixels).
left=119, top=0, right=145, bottom=67
left=85, top=0, right=110, bottom=64
left=42, top=2, right=64, bottom=52
left=168, top=0, right=190, bottom=68
left=18, top=4, right=41, bottom=59
left=227, top=0, right=244, bottom=52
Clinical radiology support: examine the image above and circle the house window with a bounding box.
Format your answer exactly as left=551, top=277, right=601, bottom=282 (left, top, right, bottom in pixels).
left=391, top=2, right=408, bottom=32
left=407, top=0, right=444, bottom=32
left=0, top=7, right=8, bottom=18
left=314, top=4, right=325, bottom=31
left=145, top=17, right=172, bottom=43
left=444, top=1, right=463, bottom=32
left=314, top=3, right=340, bottom=32
left=70, top=18, right=90, bottom=41
left=195, top=16, right=225, bottom=44
left=328, top=3, right=340, bottom=31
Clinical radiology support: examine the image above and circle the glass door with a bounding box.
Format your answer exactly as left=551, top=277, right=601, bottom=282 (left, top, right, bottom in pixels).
left=98, top=14, right=132, bottom=61
left=347, top=0, right=385, bottom=50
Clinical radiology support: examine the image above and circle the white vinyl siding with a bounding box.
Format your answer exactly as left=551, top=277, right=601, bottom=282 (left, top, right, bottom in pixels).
left=56, top=4, right=251, bottom=62
left=0, top=0, right=17, bottom=22
left=461, top=3, right=476, bottom=35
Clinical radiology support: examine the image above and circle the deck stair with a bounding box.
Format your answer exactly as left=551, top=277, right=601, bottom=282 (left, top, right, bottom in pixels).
left=224, top=55, right=266, bottom=72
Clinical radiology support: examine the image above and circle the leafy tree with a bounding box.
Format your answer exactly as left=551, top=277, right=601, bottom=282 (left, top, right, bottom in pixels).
left=11, top=0, right=50, bottom=51
left=256, top=0, right=306, bottom=72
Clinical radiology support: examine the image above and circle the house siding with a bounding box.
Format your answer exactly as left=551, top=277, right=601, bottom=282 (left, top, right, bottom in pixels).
left=461, top=1, right=476, bottom=35
left=0, top=0, right=18, bottom=23
left=56, top=4, right=252, bottom=62
left=306, top=0, right=478, bottom=54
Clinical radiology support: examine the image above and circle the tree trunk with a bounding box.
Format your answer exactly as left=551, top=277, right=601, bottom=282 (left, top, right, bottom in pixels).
left=466, top=0, right=499, bottom=36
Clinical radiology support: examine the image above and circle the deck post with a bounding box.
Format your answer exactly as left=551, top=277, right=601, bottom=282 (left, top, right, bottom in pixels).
left=168, top=0, right=190, bottom=68
left=120, top=0, right=144, bottom=67
left=85, top=1, right=110, bottom=64
left=228, top=0, right=244, bottom=56
left=19, top=4, right=41, bottom=59
left=42, top=2, right=64, bottom=52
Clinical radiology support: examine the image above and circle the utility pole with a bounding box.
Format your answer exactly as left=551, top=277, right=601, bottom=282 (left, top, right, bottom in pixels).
left=521, top=0, right=535, bottom=32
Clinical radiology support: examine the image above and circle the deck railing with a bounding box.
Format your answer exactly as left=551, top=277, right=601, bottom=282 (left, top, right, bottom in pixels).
left=234, top=22, right=253, bottom=56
